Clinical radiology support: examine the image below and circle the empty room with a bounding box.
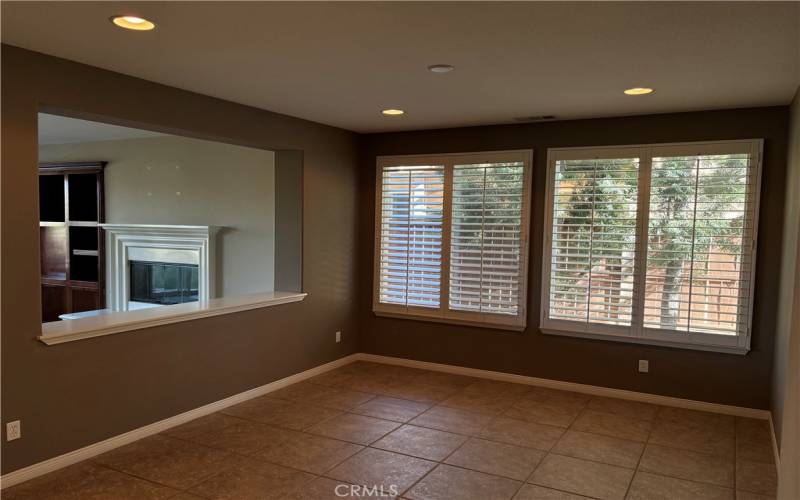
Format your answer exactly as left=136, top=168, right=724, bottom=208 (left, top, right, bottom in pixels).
left=1, top=2, right=799, bottom=499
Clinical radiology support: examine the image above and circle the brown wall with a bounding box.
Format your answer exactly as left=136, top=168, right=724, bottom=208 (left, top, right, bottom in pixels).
left=359, top=107, right=790, bottom=410
left=1, top=45, right=360, bottom=474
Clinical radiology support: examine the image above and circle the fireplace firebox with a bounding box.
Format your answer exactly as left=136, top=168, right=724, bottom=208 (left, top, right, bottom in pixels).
left=129, top=260, right=199, bottom=305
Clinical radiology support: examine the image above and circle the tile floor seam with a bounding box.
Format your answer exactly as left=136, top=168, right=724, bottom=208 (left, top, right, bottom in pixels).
left=344, top=405, right=502, bottom=441
left=506, top=447, right=541, bottom=498
left=638, top=442, right=735, bottom=461
left=217, top=398, right=347, bottom=431
left=185, top=452, right=322, bottom=498
left=524, top=463, right=601, bottom=500
left=157, top=422, right=370, bottom=488
left=733, top=460, right=779, bottom=496
left=632, top=449, right=737, bottom=490
left=89, top=456, right=215, bottom=494
left=472, top=422, right=563, bottom=454
left=347, top=428, right=534, bottom=497
left=313, top=448, right=437, bottom=496
left=525, top=451, right=605, bottom=500
left=159, top=427, right=298, bottom=460
left=545, top=450, right=638, bottom=472
left=263, top=392, right=383, bottom=413
left=625, top=405, right=661, bottom=499
left=632, top=470, right=737, bottom=496
left=568, top=405, right=656, bottom=444
left=85, top=459, right=192, bottom=497
left=563, top=427, right=657, bottom=448
left=398, top=429, right=478, bottom=498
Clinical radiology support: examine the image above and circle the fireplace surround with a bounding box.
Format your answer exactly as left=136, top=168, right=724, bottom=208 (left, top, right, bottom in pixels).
left=102, top=224, right=218, bottom=311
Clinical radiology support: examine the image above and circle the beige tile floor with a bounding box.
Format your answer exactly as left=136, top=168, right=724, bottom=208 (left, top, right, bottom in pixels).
left=3, top=361, right=778, bottom=500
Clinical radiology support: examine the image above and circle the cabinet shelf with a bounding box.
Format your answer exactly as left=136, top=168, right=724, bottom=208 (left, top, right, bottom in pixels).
left=72, top=249, right=99, bottom=257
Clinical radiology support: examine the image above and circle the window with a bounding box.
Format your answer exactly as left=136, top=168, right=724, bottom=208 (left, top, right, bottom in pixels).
left=542, top=140, right=761, bottom=353
left=374, top=151, right=532, bottom=330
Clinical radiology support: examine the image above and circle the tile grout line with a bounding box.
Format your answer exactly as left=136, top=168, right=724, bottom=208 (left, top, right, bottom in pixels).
left=84, top=460, right=193, bottom=497
left=622, top=404, right=661, bottom=499
left=391, top=394, right=526, bottom=499
left=382, top=386, right=536, bottom=498
left=626, top=408, right=746, bottom=496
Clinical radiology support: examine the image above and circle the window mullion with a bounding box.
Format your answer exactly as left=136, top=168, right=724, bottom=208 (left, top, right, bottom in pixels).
left=440, top=161, right=454, bottom=318
left=632, top=148, right=652, bottom=337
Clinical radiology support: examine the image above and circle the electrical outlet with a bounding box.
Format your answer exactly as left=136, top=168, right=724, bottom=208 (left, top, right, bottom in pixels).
left=6, top=420, right=21, bottom=441
left=638, top=360, right=649, bottom=373
left=335, top=331, right=342, bottom=343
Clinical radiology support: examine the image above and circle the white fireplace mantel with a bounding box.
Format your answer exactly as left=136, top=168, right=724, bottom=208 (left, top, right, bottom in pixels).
left=102, top=224, right=219, bottom=311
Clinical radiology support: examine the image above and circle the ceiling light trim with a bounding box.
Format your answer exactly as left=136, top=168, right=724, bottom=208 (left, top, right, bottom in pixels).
left=624, top=87, right=655, bottom=96
left=110, top=15, right=156, bottom=31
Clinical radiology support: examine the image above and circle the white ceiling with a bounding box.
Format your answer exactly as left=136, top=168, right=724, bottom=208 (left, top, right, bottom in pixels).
left=38, top=113, right=164, bottom=145
left=4, top=2, right=799, bottom=133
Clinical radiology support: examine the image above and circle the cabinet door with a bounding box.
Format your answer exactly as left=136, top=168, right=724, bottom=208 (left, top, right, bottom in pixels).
left=71, top=288, right=100, bottom=314
left=41, top=284, right=68, bottom=322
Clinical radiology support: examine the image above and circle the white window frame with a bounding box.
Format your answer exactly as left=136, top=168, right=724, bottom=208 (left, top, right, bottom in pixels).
left=374, top=150, right=533, bottom=331
left=541, top=139, right=763, bottom=354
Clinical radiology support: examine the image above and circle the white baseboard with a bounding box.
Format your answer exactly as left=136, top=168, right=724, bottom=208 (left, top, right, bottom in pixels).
left=356, top=353, right=772, bottom=420
left=1, top=351, right=776, bottom=490
left=0, top=353, right=360, bottom=489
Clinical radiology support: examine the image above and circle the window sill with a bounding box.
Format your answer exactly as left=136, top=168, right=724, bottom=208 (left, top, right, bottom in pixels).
left=540, top=326, right=750, bottom=355
left=374, top=310, right=525, bottom=332
left=39, top=291, right=307, bottom=346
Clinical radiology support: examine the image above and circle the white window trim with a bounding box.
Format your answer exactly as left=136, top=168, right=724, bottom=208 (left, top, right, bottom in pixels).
left=540, top=139, right=763, bottom=354
left=373, top=150, right=533, bottom=331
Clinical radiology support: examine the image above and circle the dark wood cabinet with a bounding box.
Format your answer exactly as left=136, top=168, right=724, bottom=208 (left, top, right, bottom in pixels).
left=39, top=162, right=106, bottom=321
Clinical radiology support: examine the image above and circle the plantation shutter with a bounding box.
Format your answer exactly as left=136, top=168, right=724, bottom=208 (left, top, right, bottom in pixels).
left=547, top=158, right=640, bottom=326
left=449, top=162, right=526, bottom=315
left=644, top=151, right=757, bottom=336
left=543, top=140, right=761, bottom=352
left=377, top=165, right=444, bottom=308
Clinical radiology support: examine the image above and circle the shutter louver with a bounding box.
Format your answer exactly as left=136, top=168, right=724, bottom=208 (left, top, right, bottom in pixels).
left=548, top=158, right=640, bottom=325
left=377, top=165, right=444, bottom=308
left=644, top=153, right=755, bottom=336
left=449, top=162, right=525, bottom=315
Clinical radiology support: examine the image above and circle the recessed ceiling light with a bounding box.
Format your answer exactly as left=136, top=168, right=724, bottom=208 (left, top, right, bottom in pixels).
left=382, top=109, right=405, bottom=116
left=428, top=64, right=454, bottom=74
left=624, top=87, right=654, bottom=96
left=110, top=15, right=156, bottom=31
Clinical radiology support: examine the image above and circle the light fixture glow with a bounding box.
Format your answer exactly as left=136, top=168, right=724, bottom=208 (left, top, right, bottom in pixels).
left=624, top=87, right=654, bottom=96
left=382, top=109, right=405, bottom=116
left=428, top=64, right=454, bottom=74
left=110, top=15, right=156, bottom=31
